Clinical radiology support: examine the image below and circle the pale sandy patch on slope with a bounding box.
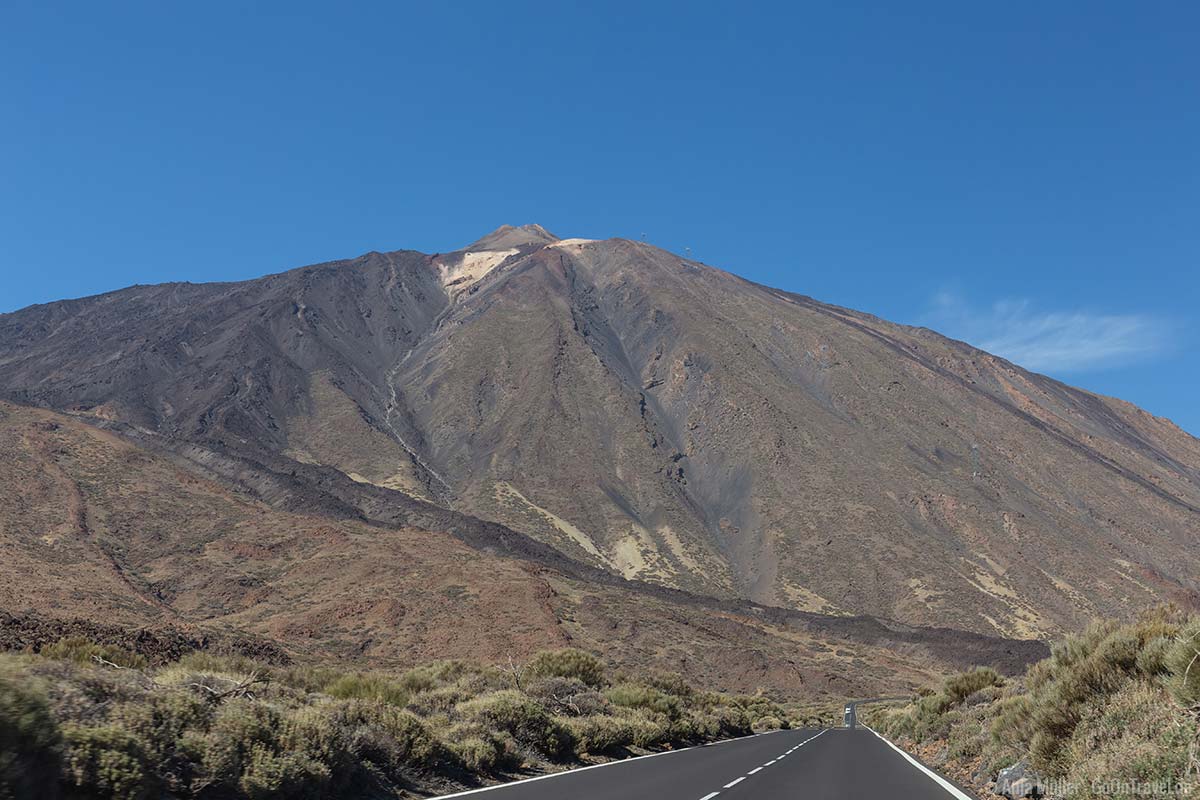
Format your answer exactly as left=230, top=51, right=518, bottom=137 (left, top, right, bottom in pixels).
left=610, top=530, right=651, bottom=578
left=493, top=484, right=677, bottom=580
left=907, top=577, right=944, bottom=606
left=781, top=581, right=842, bottom=614
left=494, top=482, right=604, bottom=560
left=547, top=238, right=597, bottom=248
left=1043, top=571, right=1095, bottom=614
left=438, top=249, right=517, bottom=295
left=656, top=524, right=704, bottom=574
left=344, top=472, right=427, bottom=496
left=960, top=558, right=1052, bottom=638
left=1112, top=558, right=1159, bottom=595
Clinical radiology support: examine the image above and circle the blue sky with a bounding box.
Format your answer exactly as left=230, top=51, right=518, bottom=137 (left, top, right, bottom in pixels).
left=2, top=3, right=1197, bottom=434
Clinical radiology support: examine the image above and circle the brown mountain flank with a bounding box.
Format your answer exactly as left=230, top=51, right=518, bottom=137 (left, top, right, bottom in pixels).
left=1, top=226, right=1197, bottom=645
left=0, top=400, right=1042, bottom=697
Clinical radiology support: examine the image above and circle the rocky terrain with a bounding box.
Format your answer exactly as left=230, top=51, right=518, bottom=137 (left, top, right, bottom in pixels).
left=0, top=400, right=1048, bottom=698
left=2, top=224, right=1196, bottom=643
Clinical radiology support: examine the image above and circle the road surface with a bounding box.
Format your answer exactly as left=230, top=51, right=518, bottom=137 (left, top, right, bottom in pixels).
left=434, top=726, right=974, bottom=799
left=842, top=696, right=909, bottom=728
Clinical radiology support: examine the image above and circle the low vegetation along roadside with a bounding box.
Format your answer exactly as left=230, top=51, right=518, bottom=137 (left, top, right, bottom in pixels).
left=0, top=640, right=821, bottom=799
left=863, top=608, right=1200, bottom=799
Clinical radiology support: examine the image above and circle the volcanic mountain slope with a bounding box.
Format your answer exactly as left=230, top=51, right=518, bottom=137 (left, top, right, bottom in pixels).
left=1, top=225, right=1198, bottom=638
left=0, top=399, right=1045, bottom=697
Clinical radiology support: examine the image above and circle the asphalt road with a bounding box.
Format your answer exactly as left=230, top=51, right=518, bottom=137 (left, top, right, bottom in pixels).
left=434, top=726, right=974, bottom=799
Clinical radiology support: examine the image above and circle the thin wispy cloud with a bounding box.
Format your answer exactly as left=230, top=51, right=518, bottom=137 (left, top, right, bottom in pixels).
left=925, top=292, right=1174, bottom=374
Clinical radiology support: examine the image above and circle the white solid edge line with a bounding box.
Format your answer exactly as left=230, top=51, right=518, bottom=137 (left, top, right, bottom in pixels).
left=724, top=777, right=746, bottom=788
left=430, top=729, right=797, bottom=798
left=861, top=724, right=974, bottom=800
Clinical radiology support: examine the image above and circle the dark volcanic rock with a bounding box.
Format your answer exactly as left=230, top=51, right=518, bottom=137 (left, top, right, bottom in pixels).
left=0, top=611, right=291, bottom=666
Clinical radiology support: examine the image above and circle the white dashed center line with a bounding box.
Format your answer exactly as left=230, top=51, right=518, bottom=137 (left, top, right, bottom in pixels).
left=704, top=729, right=829, bottom=800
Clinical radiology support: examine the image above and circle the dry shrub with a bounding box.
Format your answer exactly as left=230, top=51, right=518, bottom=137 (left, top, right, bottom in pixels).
left=1061, top=680, right=1194, bottom=799
left=61, top=723, right=154, bottom=800
left=1165, top=621, right=1200, bottom=707
left=943, top=667, right=1003, bottom=704
left=457, top=690, right=574, bottom=760
left=751, top=716, right=783, bottom=733
left=604, top=683, right=681, bottom=717
left=525, top=649, right=607, bottom=689
left=563, top=714, right=634, bottom=755
left=525, top=676, right=608, bottom=717
left=322, top=673, right=409, bottom=707
left=42, top=638, right=146, bottom=671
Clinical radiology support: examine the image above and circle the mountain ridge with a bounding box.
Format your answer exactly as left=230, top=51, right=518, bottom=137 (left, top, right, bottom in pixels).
left=1, top=228, right=1197, bottom=641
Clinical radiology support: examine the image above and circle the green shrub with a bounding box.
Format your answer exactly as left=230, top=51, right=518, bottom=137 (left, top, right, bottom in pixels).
left=961, top=685, right=1003, bottom=707
left=526, top=676, right=608, bottom=717
left=911, top=693, right=954, bottom=737
left=110, top=693, right=211, bottom=763
left=691, top=704, right=751, bottom=739
left=1135, top=635, right=1173, bottom=677
left=457, top=690, right=574, bottom=760
left=457, top=739, right=504, bottom=773
left=276, top=704, right=356, bottom=788
left=311, top=700, right=443, bottom=770
left=605, top=684, right=681, bottom=718
left=751, top=716, right=783, bottom=733
left=639, top=672, right=695, bottom=699
left=174, top=651, right=267, bottom=678
left=196, top=700, right=283, bottom=790
left=17, top=628, right=878, bottom=791
left=563, top=715, right=633, bottom=755
left=663, top=713, right=701, bottom=743
left=943, top=667, right=1003, bottom=704
left=848, top=613, right=1200, bottom=797
left=397, top=661, right=474, bottom=695
left=730, top=694, right=783, bottom=715
left=880, top=613, right=1200, bottom=789
left=61, top=724, right=154, bottom=800
left=1093, top=630, right=1141, bottom=675
left=945, top=711, right=985, bottom=761
left=271, top=664, right=343, bottom=694
left=323, top=673, right=409, bottom=707
left=617, top=708, right=670, bottom=749
left=0, top=667, right=62, bottom=800
left=1061, top=680, right=1193, bottom=799
left=1164, top=623, right=1200, bottom=707
left=406, top=685, right=471, bottom=716
left=441, top=723, right=514, bottom=772
left=239, top=744, right=329, bottom=800
left=42, top=638, right=147, bottom=671
left=1020, top=626, right=1147, bottom=773
left=989, top=693, right=1035, bottom=745
left=525, top=650, right=606, bottom=689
